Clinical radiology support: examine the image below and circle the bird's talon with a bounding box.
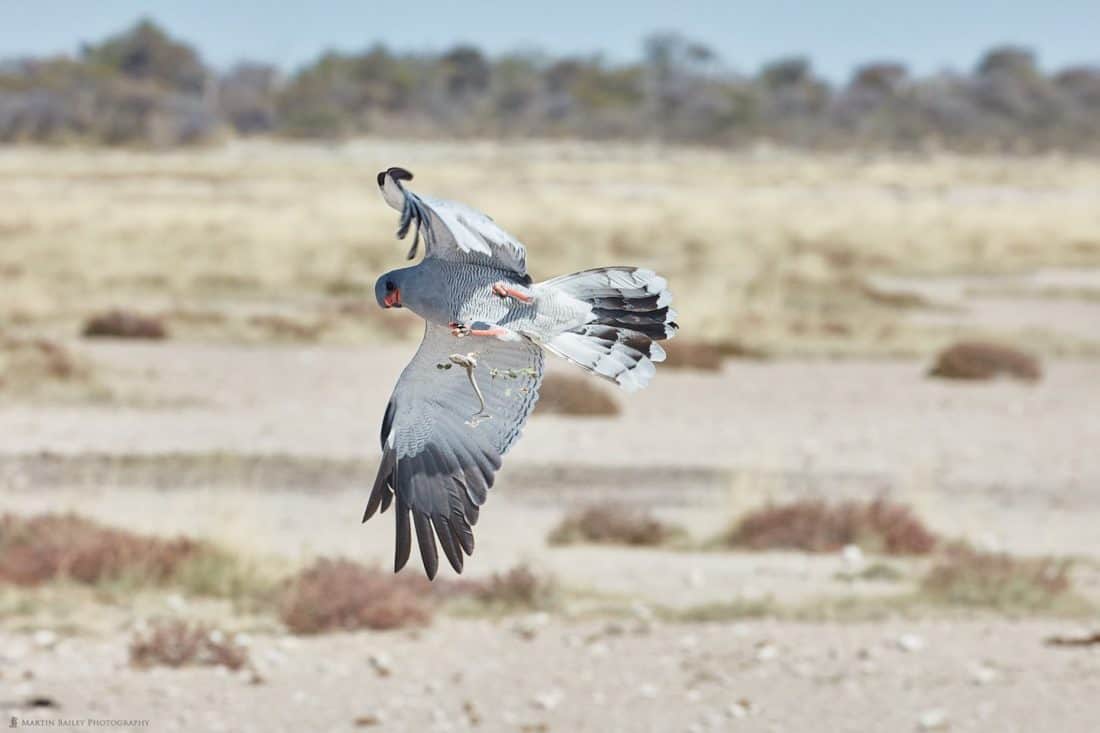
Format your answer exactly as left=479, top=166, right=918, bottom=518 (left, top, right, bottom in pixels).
left=491, top=281, right=534, bottom=304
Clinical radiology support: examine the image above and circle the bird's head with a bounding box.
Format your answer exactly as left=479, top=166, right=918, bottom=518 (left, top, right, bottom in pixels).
left=374, top=270, right=404, bottom=309
left=377, top=166, right=414, bottom=210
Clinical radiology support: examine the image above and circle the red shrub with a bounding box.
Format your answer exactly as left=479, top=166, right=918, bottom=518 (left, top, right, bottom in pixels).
left=82, top=310, right=167, bottom=340
left=0, top=513, right=200, bottom=586
left=548, top=502, right=686, bottom=547
left=278, top=558, right=435, bottom=634
left=723, top=499, right=937, bottom=555
left=928, top=341, right=1041, bottom=382
left=130, top=619, right=249, bottom=670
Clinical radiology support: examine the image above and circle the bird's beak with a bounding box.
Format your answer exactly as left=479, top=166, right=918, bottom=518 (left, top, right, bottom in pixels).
left=383, top=288, right=402, bottom=308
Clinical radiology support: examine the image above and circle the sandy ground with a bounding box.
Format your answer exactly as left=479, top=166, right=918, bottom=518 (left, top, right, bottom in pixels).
left=4, top=619, right=1100, bottom=733
left=2, top=344, right=1100, bottom=731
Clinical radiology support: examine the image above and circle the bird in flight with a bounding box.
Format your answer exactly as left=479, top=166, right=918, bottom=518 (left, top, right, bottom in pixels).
left=364, top=167, right=678, bottom=578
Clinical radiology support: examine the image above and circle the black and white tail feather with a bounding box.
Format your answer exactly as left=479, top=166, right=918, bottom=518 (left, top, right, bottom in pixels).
left=542, top=267, right=678, bottom=392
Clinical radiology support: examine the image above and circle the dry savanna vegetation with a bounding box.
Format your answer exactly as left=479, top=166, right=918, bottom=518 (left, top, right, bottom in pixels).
left=718, top=499, right=938, bottom=555
left=278, top=558, right=435, bottom=634
left=0, top=512, right=560, bottom=635
left=920, top=543, right=1079, bottom=613
left=0, top=513, right=272, bottom=602
left=129, top=619, right=251, bottom=671
left=2, top=143, right=1100, bottom=367
left=6, top=21, right=1100, bottom=154
left=548, top=502, right=688, bottom=547
left=0, top=337, right=106, bottom=401
left=0, top=507, right=1093, bottom=655
left=928, top=340, right=1042, bottom=381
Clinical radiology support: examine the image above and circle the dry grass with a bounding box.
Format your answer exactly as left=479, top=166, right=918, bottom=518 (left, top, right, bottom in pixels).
left=278, top=558, right=435, bottom=634
left=464, top=564, right=559, bottom=611
left=2, top=143, right=1098, bottom=357
left=548, top=502, right=687, bottom=547
left=0, top=513, right=201, bottom=586
left=129, top=619, right=250, bottom=670
left=719, top=499, right=938, bottom=555
left=534, top=373, right=620, bottom=416
left=928, top=341, right=1042, bottom=381
left=0, top=337, right=106, bottom=400
left=919, top=543, right=1079, bottom=612
left=246, top=313, right=327, bottom=342
left=82, top=309, right=167, bottom=340
left=0, top=513, right=273, bottom=604
left=661, top=340, right=724, bottom=371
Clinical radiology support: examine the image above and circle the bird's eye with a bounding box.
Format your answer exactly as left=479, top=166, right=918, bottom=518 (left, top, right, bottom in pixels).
left=385, top=281, right=396, bottom=292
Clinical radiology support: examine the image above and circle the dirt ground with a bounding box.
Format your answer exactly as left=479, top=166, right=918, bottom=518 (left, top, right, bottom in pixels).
left=2, top=340, right=1100, bottom=731
left=5, top=618, right=1100, bottom=733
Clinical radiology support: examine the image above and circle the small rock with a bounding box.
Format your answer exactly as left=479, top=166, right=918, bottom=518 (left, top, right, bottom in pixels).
left=638, top=683, right=658, bottom=699
left=601, top=620, right=628, bottom=637
left=841, top=544, right=864, bottom=571
left=531, top=689, right=563, bottom=711
left=755, top=643, right=778, bottom=661
left=368, top=653, right=392, bottom=677
left=588, top=642, right=609, bottom=657
left=918, top=709, right=948, bottom=730
left=512, top=613, right=549, bottom=640
left=462, top=700, right=481, bottom=726
left=687, top=568, right=706, bottom=588
left=32, top=630, right=57, bottom=650
left=726, top=701, right=749, bottom=719
left=970, top=662, right=997, bottom=685
left=896, top=634, right=926, bottom=653
left=354, top=713, right=382, bottom=727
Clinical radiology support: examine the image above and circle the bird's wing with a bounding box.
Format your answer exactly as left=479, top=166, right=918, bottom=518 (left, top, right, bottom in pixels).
left=363, top=323, right=544, bottom=578
left=385, top=173, right=529, bottom=279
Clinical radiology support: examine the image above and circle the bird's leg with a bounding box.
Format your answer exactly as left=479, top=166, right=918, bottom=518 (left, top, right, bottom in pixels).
left=449, top=320, right=517, bottom=340
left=491, top=281, right=534, bottom=304
left=447, top=352, right=492, bottom=427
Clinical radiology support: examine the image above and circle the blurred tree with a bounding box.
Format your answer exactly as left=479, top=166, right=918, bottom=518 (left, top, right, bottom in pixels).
left=82, top=18, right=207, bottom=94
left=219, top=63, right=278, bottom=134
left=1, top=22, right=1098, bottom=152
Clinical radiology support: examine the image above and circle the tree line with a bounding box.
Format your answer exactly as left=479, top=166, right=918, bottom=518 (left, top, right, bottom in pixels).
left=2, top=19, right=1098, bottom=152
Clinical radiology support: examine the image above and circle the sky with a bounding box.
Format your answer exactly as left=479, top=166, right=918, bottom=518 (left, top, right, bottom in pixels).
left=1, top=0, right=1098, bottom=81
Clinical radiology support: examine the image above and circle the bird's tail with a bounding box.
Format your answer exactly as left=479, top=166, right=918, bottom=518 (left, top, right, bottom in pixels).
left=541, top=267, right=678, bottom=392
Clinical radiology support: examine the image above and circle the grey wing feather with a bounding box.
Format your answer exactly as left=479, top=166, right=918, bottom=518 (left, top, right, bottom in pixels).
left=363, top=324, right=543, bottom=578
left=396, top=187, right=529, bottom=279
